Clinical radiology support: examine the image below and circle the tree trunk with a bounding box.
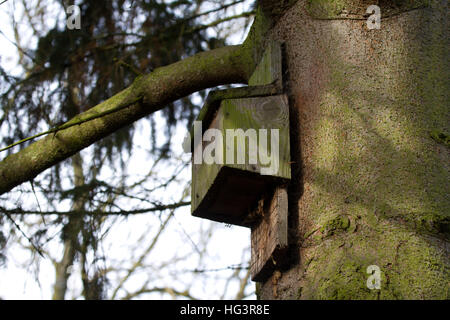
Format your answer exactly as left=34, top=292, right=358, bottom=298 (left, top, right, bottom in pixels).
left=52, top=153, right=85, bottom=300
left=257, top=0, right=449, bottom=299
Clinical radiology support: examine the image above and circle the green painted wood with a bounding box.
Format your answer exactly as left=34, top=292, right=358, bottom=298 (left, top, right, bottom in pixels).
left=248, top=40, right=283, bottom=88
left=187, top=84, right=281, bottom=152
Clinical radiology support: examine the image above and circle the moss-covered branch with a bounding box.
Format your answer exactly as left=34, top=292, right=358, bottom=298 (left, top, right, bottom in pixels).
left=0, top=95, right=144, bottom=153
left=0, top=1, right=292, bottom=196
left=0, top=45, right=250, bottom=195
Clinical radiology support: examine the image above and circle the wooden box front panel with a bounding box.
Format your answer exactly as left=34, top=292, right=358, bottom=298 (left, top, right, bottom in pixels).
left=191, top=95, right=290, bottom=227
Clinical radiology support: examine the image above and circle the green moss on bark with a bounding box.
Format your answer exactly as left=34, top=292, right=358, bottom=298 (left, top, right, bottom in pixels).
left=304, top=4, right=448, bottom=298
left=430, top=130, right=450, bottom=147
left=320, top=215, right=351, bottom=237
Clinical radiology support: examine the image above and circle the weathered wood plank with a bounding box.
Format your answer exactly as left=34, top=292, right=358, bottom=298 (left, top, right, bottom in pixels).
left=248, top=40, right=283, bottom=88
left=188, top=40, right=284, bottom=152
left=248, top=41, right=290, bottom=281
left=221, top=95, right=290, bottom=179
left=250, top=186, right=289, bottom=281
left=188, top=84, right=281, bottom=152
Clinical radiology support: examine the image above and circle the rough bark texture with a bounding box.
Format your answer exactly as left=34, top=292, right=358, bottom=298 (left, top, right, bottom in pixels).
left=257, top=0, right=449, bottom=299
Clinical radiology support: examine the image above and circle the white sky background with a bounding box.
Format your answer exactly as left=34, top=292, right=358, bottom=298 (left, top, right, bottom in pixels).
left=0, top=0, right=256, bottom=299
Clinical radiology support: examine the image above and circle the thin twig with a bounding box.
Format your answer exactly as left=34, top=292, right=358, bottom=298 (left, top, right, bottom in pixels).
left=2, top=210, right=45, bottom=257
left=0, top=201, right=190, bottom=216
left=0, top=95, right=143, bottom=153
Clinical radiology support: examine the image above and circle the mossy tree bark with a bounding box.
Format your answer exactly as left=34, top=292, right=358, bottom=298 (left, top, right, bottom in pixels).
left=0, top=45, right=254, bottom=195
left=257, top=0, right=449, bottom=299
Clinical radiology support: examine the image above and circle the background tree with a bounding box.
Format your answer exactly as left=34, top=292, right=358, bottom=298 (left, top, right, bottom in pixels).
left=0, top=0, right=255, bottom=299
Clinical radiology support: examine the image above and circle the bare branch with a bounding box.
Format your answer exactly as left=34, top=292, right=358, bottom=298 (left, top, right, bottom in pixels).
left=110, top=209, right=175, bottom=299
left=122, top=287, right=197, bottom=300
left=0, top=201, right=190, bottom=216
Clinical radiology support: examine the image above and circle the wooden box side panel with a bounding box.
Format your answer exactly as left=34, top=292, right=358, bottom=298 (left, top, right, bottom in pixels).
left=191, top=110, right=224, bottom=213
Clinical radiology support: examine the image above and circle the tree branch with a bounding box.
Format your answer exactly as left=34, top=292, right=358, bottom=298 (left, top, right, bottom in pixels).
left=0, top=201, right=190, bottom=216
left=0, top=3, right=280, bottom=196
left=122, top=287, right=197, bottom=300
left=0, top=45, right=250, bottom=195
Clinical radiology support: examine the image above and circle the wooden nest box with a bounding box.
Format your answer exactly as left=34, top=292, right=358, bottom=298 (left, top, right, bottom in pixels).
left=187, top=42, right=291, bottom=228
left=186, top=42, right=292, bottom=281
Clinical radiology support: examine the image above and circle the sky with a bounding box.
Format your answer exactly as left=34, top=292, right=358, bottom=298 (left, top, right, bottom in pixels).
left=0, top=0, right=256, bottom=300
